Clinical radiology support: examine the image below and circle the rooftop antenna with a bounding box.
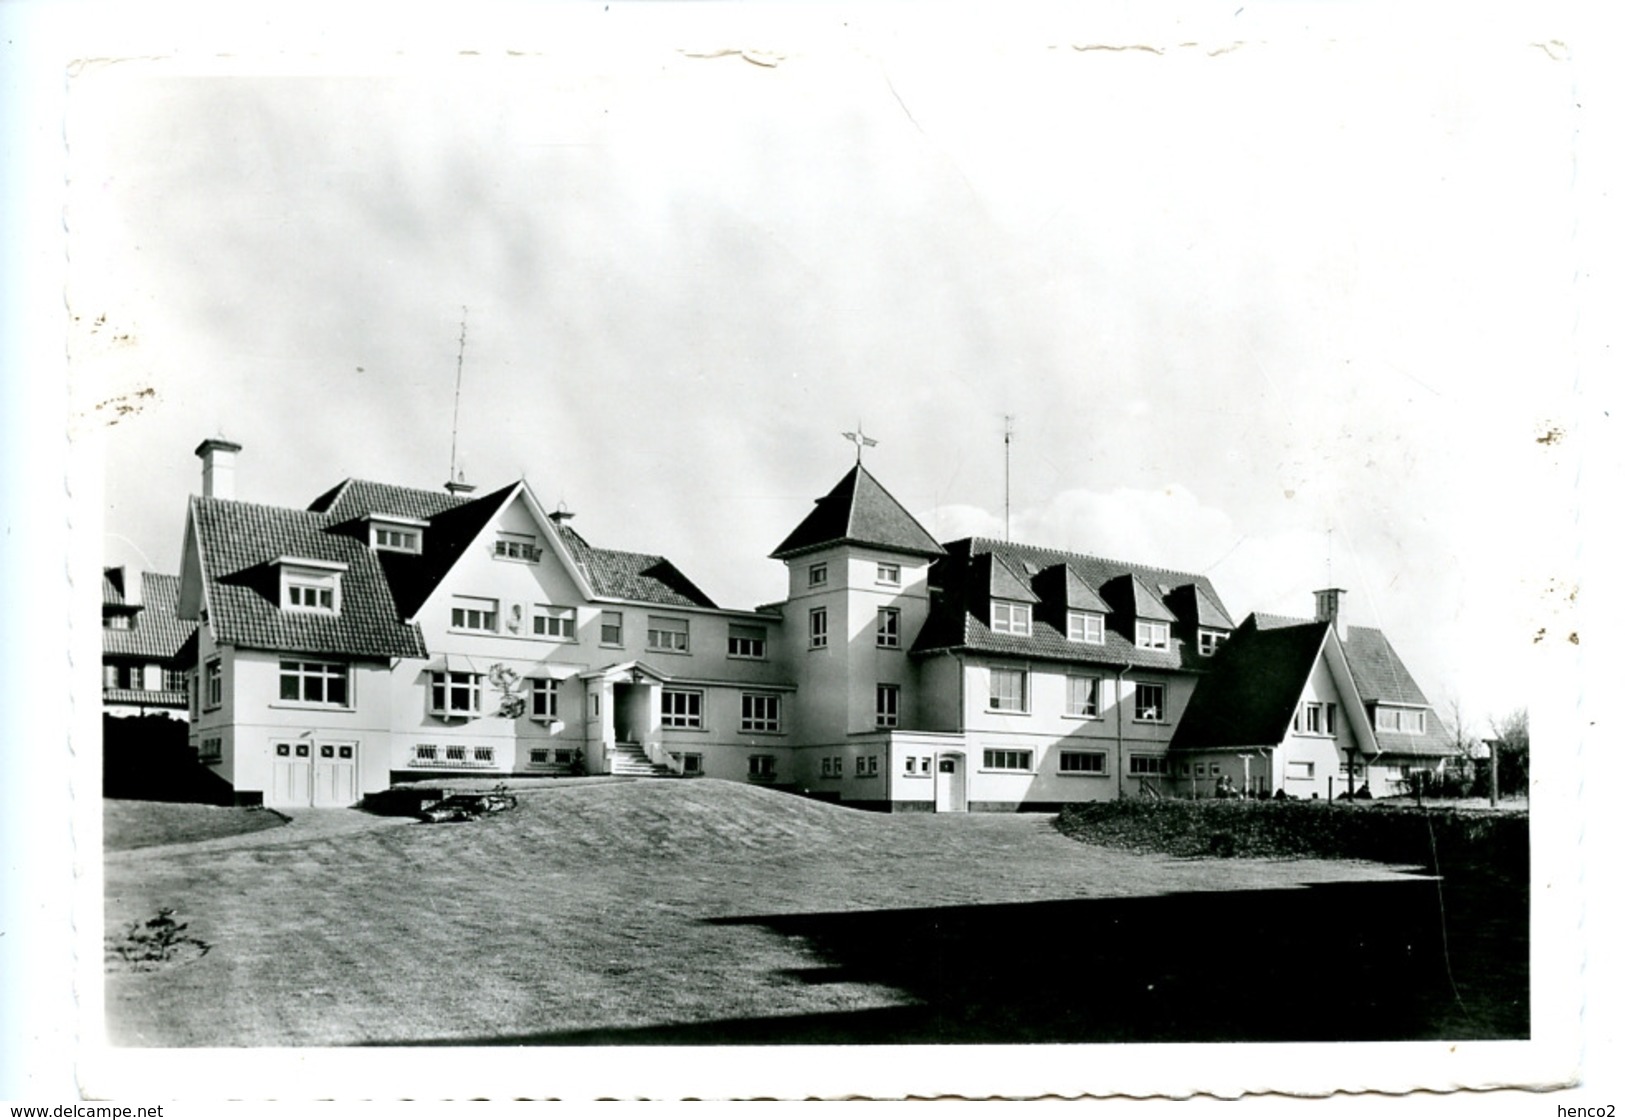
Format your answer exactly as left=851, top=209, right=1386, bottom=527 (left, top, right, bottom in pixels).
left=448, top=307, right=468, bottom=484
left=842, top=422, right=878, bottom=464
left=1003, top=414, right=1014, bottom=542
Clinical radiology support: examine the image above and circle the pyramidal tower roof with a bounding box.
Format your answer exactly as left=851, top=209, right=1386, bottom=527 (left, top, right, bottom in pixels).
left=771, top=464, right=946, bottom=560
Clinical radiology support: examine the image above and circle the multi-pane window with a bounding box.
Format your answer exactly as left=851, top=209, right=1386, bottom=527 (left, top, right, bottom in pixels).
left=531, top=678, right=560, bottom=720
left=285, top=580, right=337, bottom=612
left=648, top=617, right=690, bottom=653
left=876, top=607, right=901, bottom=649
left=728, top=623, right=767, bottom=659
left=1136, top=621, right=1171, bottom=650
left=741, top=693, right=781, bottom=733
left=104, top=614, right=132, bottom=630
left=988, top=668, right=1027, bottom=712
left=164, top=668, right=188, bottom=692
left=876, top=562, right=901, bottom=586
left=430, top=671, right=481, bottom=716
left=1067, top=675, right=1101, bottom=718
left=415, top=744, right=439, bottom=762
left=197, top=737, right=223, bottom=764
left=1295, top=701, right=1338, bottom=736
left=599, top=611, right=623, bottom=646
left=372, top=526, right=421, bottom=553
left=855, top=756, right=880, bottom=777
left=451, top=596, right=498, bottom=632
left=748, top=755, right=778, bottom=779
left=278, top=660, right=349, bottom=705
left=1068, top=611, right=1105, bottom=644
left=661, top=688, right=704, bottom=729
left=809, top=607, right=828, bottom=649
left=1198, top=629, right=1228, bottom=656
left=1375, top=707, right=1427, bottom=734
left=875, top=684, right=900, bottom=728
left=532, top=605, right=577, bottom=641
left=809, top=563, right=828, bottom=587
left=1134, top=682, right=1166, bottom=722
left=1129, top=754, right=1170, bottom=775
left=991, top=601, right=1032, bottom=636
left=1059, top=750, right=1107, bottom=774
left=494, top=532, right=539, bottom=561
left=983, top=749, right=1033, bottom=771
left=204, top=659, right=222, bottom=708
left=820, top=756, right=843, bottom=777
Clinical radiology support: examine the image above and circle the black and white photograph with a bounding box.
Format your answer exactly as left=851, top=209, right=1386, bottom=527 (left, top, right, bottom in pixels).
left=4, top=1, right=1615, bottom=1106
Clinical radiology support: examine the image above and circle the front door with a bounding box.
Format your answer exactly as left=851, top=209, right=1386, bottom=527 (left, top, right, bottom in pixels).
left=935, top=753, right=967, bottom=813
left=269, top=741, right=312, bottom=808
left=313, top=742, right=358, bottom=806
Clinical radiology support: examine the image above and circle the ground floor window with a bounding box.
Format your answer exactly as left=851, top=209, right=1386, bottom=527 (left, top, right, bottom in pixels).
left=1286, top=760, right=1315, bottom=780
left=1129, top=754, right=1169, bottom=775
left=982, top=749, right=1032, bottom=771
left=821, top=755, right=844, bottom=778
left=855, top=755, right=880, bottom=777
left=279, top=659, right=349, bottom=706
left=430, top=671, right=481, bottom=716
left=1058, top=750, right=1106, bottom=774
left=531, top=678, right=560, bottom=720
left=748, top=755, right=778, bottom=779
left=662, top=688, right=704, bottom=729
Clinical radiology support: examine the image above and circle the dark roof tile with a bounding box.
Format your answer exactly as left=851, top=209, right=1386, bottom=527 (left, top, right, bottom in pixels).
left=102, top=573, right=197, bottom=661
left=771, top=465, right=945, bottom=560
left=1170, top=619, right=1329, bottom=750
left=559, top=527, right=716, bottom=609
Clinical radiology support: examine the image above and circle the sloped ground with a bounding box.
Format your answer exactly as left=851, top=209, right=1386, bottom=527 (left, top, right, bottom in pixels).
left=104, top=780, right=1504, bottom=1047
left=104, top=799, right=287, bottom=852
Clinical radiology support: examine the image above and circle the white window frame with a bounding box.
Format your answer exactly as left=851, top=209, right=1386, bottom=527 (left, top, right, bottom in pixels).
left=1198, top=629, right=1228, bottom=656
left=494, top=532, right=540, bottom=562
left=450, top=596, right=499, bottom=633
left=648, top=616, right=690, bottom=653
left=370, top=522, right=424, bottom=554
left=876, top=562, right=901, bottom=586
left=163, top=668, right=188, bottom=692
left=1066, top=675, right=1102, bottom=718
left=808, top=562, right=828, bottom=587
left=991, top=600, right=1033, bottom=636
left=728, top=623, right=767, bottom=659
left=599, top=610, right=624, bottom=647
left=1376, top=707, right=1426, bottom=734
left=532, top=604, right=578, bottom=642
left=740, top=693, right=782, bottom=733
left=988, top=668, right=1028, bottom=712
left=277, top=659, right=350, bottom=707
left=876, top=607, right=901, bottom=649
left=1059, top=750, right=1107, bottom=775
left=1134, top=681, right=1166, bottom=723
left=1129, top=754, right=1170, bottom=776
left=809, top=607, right=828, bottom=650
left=1067, top=611, right=1106, bottom=645
left=982, top=748, right=1033, bottom=772
left=204, top=658, right=222, bottom=709
left=530, top=678, right=560, bottom=721
left=1286, top=760, right=1316, bottom=780
left=1136, top=620, right=1171, bottom=650
left=875, top=683, right=899, bottom=728
left=284, top=578, right=338, bottom=613
left=429, top=670, right=482, bottom=717
left=661, top=688, right=704, bottom=730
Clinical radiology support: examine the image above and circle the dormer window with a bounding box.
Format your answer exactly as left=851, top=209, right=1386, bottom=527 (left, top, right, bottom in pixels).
left=1135, top=620, right=1170, bottom=650
left=494, top=532, right=539, bottom=562
left=1198, top=629, right=1228, bottom=656
left=991, top=601, right=1032, bottom=636
left=367, top=514, right=427, bottom=555
left=1375, top=707, right=1427, bottom=735
left=278, top=558, right=346, bottom=615
left=1067, top=611, right=1105, bottom=645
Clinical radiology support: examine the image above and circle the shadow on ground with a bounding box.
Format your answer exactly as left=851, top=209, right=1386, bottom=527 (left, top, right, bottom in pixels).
left=379, top=867, right=1527, bottom=1046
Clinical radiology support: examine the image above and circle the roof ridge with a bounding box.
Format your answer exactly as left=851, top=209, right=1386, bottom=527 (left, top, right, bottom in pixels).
left=962, top=536, right=1209, bottom=584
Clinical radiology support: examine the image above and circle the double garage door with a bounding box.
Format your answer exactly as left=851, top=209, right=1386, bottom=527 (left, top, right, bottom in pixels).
left=269, top=740, right=359, bottom=808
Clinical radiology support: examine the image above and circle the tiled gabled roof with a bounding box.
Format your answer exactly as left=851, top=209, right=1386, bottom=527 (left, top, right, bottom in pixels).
left=103, top=571, right=127, bottom=607
left=362, top=484, right=521, bottom=619
left=103, top=573, right=197, bottom=661
left=913, top=538, right=1232, bottom=672
left=191, top=496, right=426, bottom=659
left=1170, top=618, right=1329, bottom=751
left=558, top=527, right=717, bottom=609
left=770, top=465, right=945, bottom=560
left=1342, top=625, right=1455, bottom=757
left=307, top=478, right=469, bottom=522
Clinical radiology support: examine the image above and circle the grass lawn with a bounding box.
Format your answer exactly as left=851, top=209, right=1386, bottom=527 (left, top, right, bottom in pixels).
left=104, top=799, right=287, bottom=852
left=103, top=780, right=1519, bottom=1046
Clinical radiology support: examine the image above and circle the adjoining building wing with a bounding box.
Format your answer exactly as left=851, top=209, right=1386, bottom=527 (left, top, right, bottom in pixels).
left=1342, top=625, right=1456, bottom=758
left=557, top=526, right=717, bottom=609
left=1170, top=618, right=1329, bottom=751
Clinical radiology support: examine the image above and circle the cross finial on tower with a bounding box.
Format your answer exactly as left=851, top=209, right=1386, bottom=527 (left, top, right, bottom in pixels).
left=842, top=423, right=878, bottom=464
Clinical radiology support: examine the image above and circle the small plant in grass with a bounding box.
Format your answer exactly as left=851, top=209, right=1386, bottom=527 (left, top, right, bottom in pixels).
left=112, top=907, right=210, bottom=970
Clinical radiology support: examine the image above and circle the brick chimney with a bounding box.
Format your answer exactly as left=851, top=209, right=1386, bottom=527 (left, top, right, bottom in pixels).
left=1313, top=587, right=1348, bottom=641
left=195, top=438, right=243, bottom=500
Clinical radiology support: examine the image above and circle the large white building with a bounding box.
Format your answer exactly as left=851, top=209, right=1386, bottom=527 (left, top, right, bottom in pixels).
left=172, top=438, right=1453, bottom=809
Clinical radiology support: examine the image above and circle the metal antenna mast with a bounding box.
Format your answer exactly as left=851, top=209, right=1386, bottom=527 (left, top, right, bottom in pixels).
left=448, top=308, right=468, bottom=483
left=1003, top=414, right=1014, bottom=542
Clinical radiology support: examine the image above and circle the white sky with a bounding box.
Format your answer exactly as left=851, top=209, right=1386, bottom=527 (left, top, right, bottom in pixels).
left=68, top=21, right=1583, bottom=733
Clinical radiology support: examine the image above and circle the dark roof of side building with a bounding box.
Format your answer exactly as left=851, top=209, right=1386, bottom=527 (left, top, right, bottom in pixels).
left=1169, top=618, right=1330, bottom=750
left=558, top=527, right=717, bottom=609
left=771, top=465, right=946, bottom=560
left=913, top=538, right=1235, bottom=672
left=102, top=572, right=198, bottom=661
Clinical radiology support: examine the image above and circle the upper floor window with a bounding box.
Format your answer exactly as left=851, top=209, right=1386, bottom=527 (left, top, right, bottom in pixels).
left=1067, top=675, right=1101, bottom=718
left=430, top=670, right=481, bottom=716
left=661, top=688, right=704, bottom=729
left=1198, top=629, right=1228, bottom=657
left=451, top=595, right=499, bottom=633
left=1067, top=611, right=1105, bottom=645
left=876, top=607, right=901, bottom=649
left=104, top=614, right=133, bottom=631
left=876, top=562, right=901, bottom=586
left=532, top=604, right=578, bottom=641
left=204, top=659, right=222, bottom=709
left=1134, top=681, right=1166, bottom=722
left=599, top=610, right=624, bottom=647
left=278, top=558, right=345, bottom=615
left=991, top=601, right=1032, bottom=636
left=163, top=668, right=188, bottom=692
left=494, top=532, right=539, bottom=562
left=741, top=693, right=781, bottom=733
left=1294, top=700, right=1338, bottom=736
left=728, top=623, right=767, bottom=659
left=278, top=660, right=349, bottom=706
left=1375, top=707, right=1427, bottom=734
left=370, top=521, right=424, bottom=554
left=808, top=563, right=828, bottom=587
left=648, top=616, right=690, bottom=653
left=809, top=607, right=828, bottom=649
left=1136, top=620, right=1171, bottom=651
left=875, top=683, right=900, bottom=728
left=531, top=678, right=560, bottom=720
left=988, top=668, right=1027, bottom=712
